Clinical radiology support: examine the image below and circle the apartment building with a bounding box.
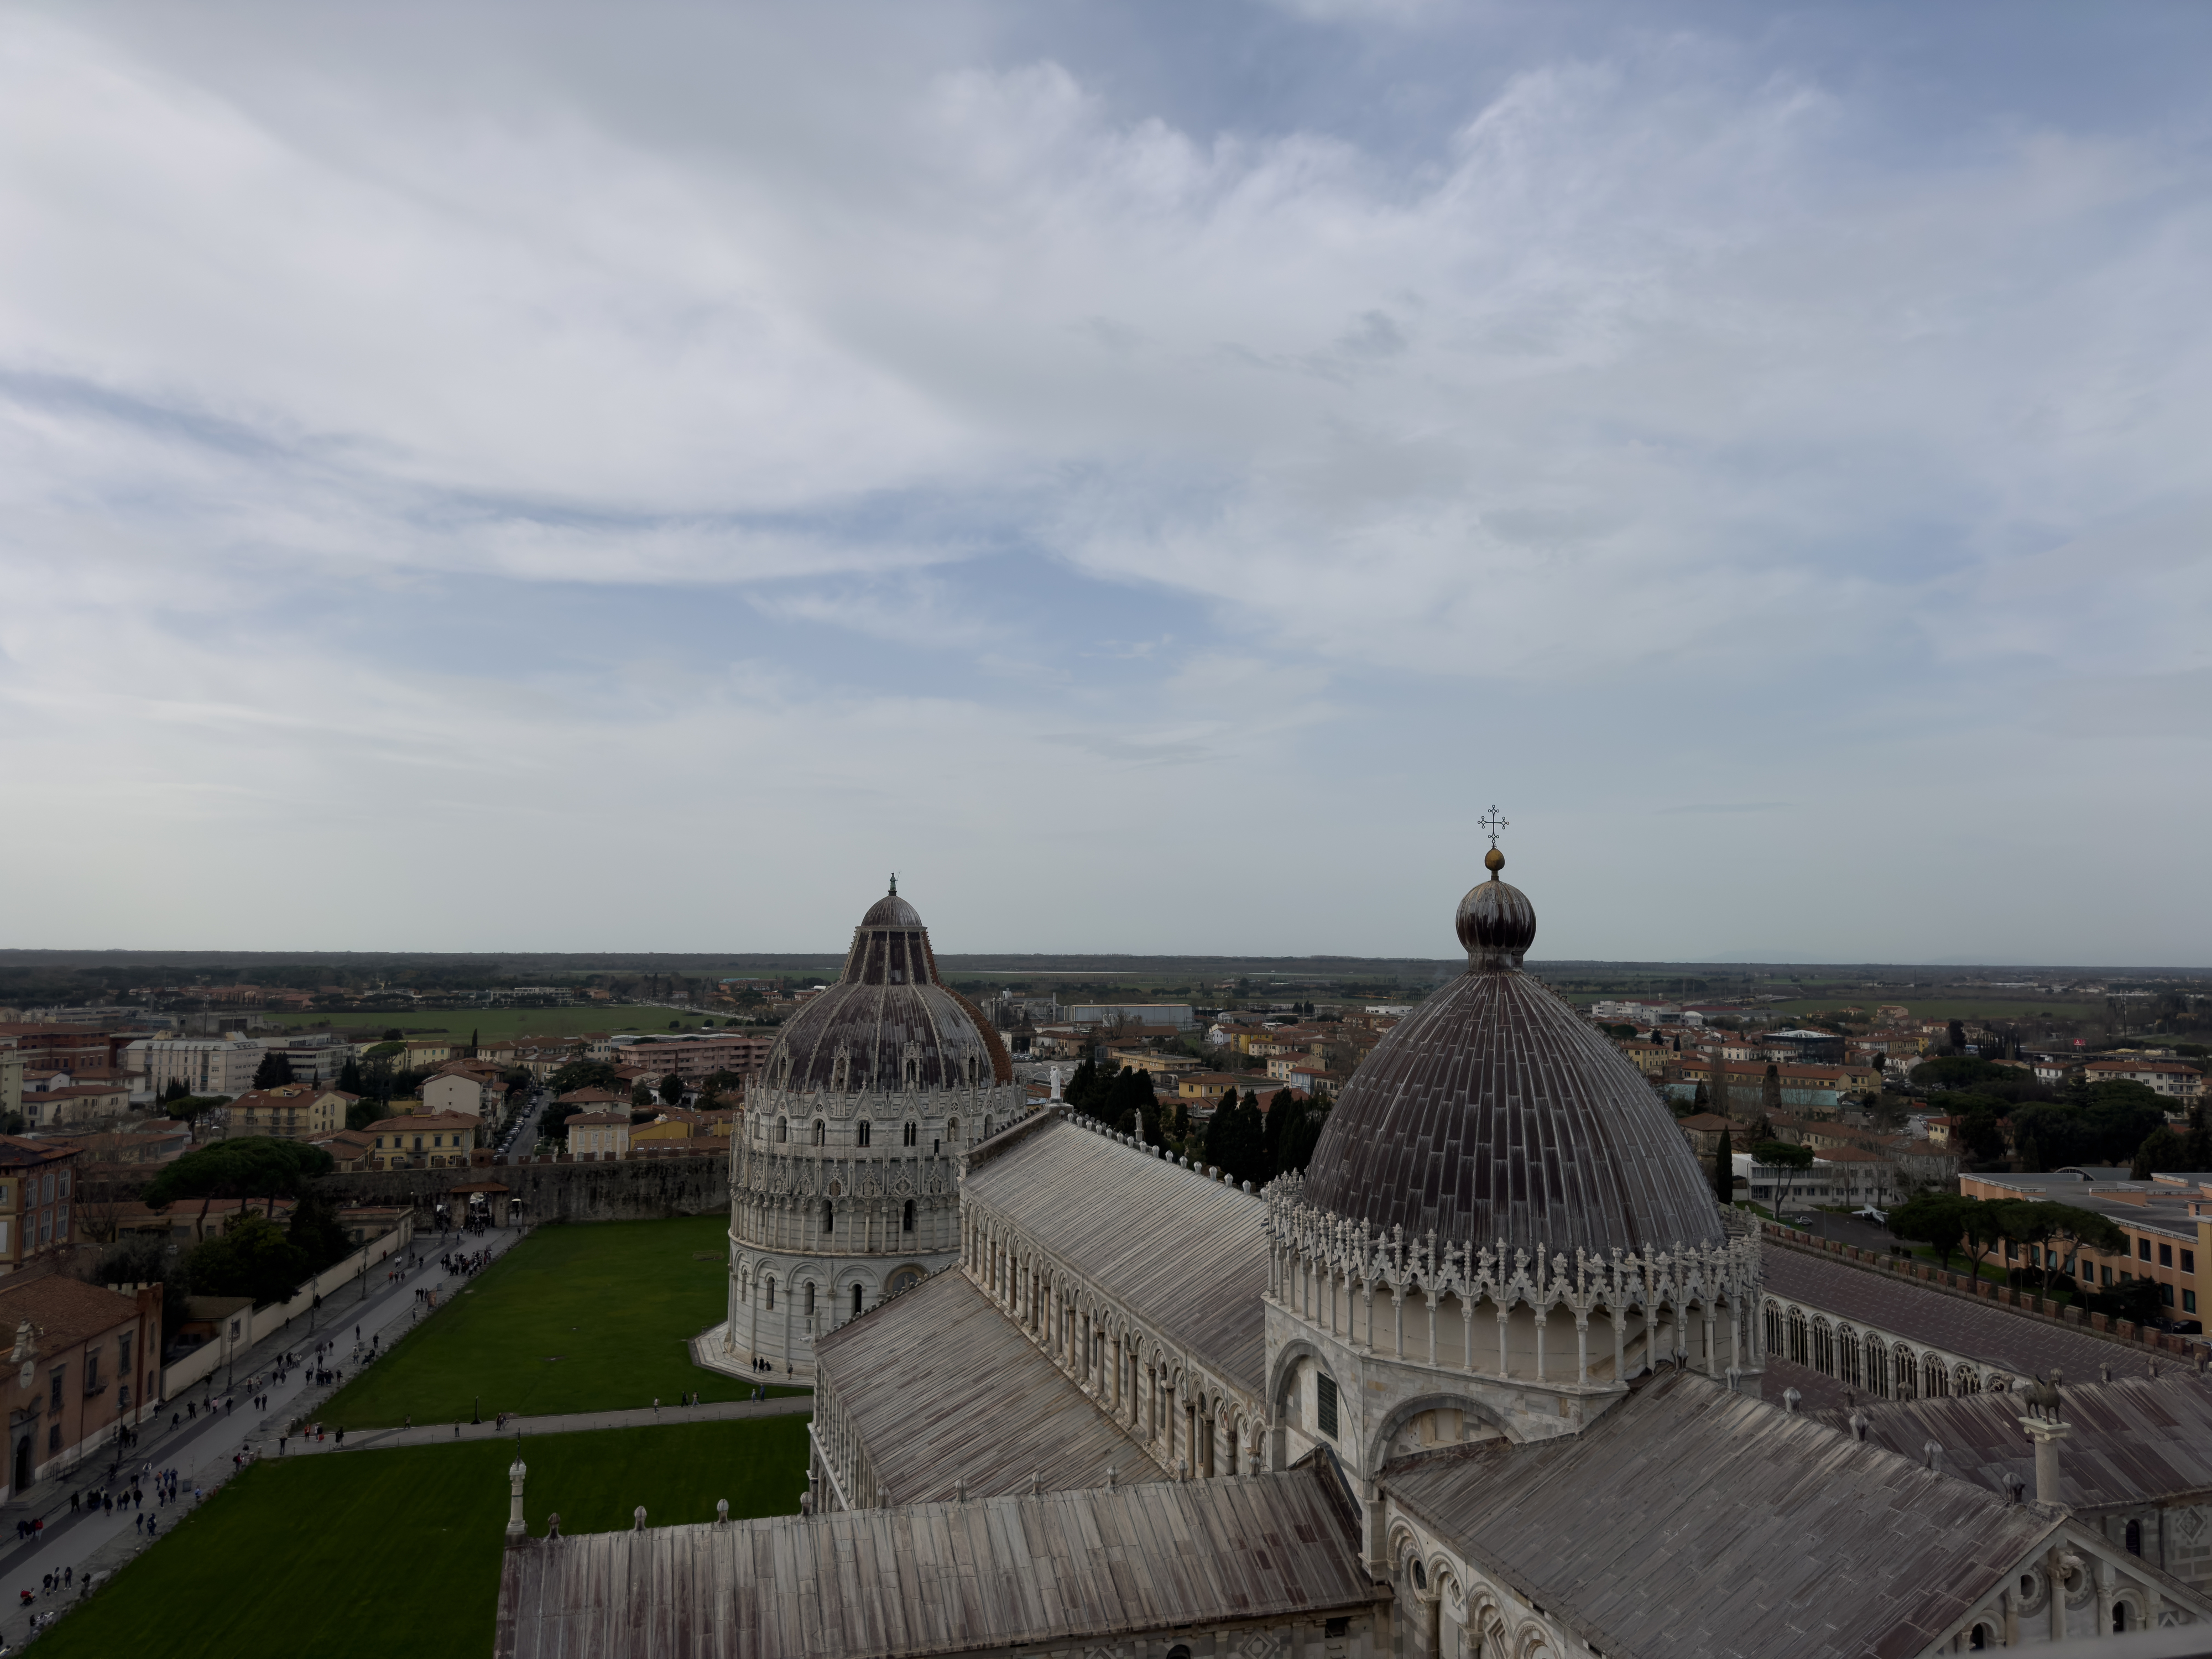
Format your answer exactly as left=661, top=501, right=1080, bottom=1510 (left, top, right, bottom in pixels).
left=124, top=1037, right=264, bottom=1099
left=0, top=1139, right=81, bottom=1275
left=2083, top=1057, right=2204, bottom=1101
left=1960, top=1168, right=2209, bottom=1322
left=603, top=1031, right=773, bottom=1082
left=363, top=1113, right=482, bottom=1171
left=0, top=1277, right=161, bottom=1499
left=225, top=1084, right=354, bottom=1140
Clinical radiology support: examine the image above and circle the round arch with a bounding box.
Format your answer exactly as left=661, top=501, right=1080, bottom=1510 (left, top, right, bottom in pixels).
left=1365, top=1390, right=1517, bottom=1472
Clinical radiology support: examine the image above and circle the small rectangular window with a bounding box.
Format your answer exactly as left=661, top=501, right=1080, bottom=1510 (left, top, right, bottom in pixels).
left=2186, top=1251, right=2198, bottom=1275
left=2187, top=1291, right=2199, bottom=1314
left=1316, top=1374, right=1338, bottom=1439
left=2140, top=1238, right=2153, bottom=1261
left=2161, top=1243, right=2174, bottom=1268
left=2161, top=1283, right=2176, bottom=1308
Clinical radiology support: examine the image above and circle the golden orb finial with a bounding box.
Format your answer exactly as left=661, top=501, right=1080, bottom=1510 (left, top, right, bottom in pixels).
left=1484, top=847, right=1504, bottom=876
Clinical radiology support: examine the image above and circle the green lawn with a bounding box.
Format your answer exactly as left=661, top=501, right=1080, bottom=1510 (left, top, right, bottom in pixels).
left=315, top=1215, right=802, bottom=1427
left=36, top=1418, right=807, bottom=1659
left=1769, top=998, right=2099, bottom=1023
left=257, top=1004, right=770, bottom=1042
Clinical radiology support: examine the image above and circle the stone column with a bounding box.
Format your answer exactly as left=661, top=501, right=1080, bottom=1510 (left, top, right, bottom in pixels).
left=2021, top=1416, right=2072, bottom=1506
left=506, top=1457, right=528, bottom=1543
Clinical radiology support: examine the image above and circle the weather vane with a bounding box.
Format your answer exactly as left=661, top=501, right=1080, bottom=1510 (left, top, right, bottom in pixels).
left=1478, top=806, right=1508, bottom=849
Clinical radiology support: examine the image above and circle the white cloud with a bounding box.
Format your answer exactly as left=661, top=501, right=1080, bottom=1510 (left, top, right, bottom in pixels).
left=1, top=4, right=2209, bottom=955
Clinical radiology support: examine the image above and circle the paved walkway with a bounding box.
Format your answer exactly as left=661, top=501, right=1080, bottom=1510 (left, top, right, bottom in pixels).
left=0, top=1224, right=526, bottom=1651
left=294, top=1392, right=812, bottom=1456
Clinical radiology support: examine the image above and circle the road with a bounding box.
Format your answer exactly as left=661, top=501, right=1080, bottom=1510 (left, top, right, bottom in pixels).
left=0, top=1221, right=528, bottom=1650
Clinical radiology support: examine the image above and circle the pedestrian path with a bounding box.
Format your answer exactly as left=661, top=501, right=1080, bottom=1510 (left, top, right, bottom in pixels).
left=0, top=1223, right=526, bottom=1651
left=294, top=1392, right=812, bottom=1456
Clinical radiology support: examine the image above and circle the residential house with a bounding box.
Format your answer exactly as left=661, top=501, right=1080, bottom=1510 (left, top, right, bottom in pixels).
left=424, top=1064, right=505, bottom=1120
left=1615, top=1040, right=1671, bottom=1078
left=1105, top=1048, right=1200, bottom=1082
left=309, top=1128, right=378, bottom=1173
left=0, top=1138, right=80, bottom=1275
left=0, top=1276, right=162, bottom=1500
left=1673, top=1112, right=1737, bottom=1160
left=1174, top=1072, right=1248, bottom=1103
left=2084, top=1057, right=2203, bottom=1102
left=224, top=1084, right=354, bottom=1140
left=19, top=1079, right=131, bottom=1130
left=566, top=1113, right=633, bottom=1159
left=399, top=1039, right=456, bottom=1071
left=364, top=1112, right=482, bottom=1171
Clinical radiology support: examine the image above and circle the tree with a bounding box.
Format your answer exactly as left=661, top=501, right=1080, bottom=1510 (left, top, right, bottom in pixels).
left=1104, top=1066, right=1161, bottom=1143
left=659, top=1071, right=688, bottom=1108
left=346, top=1097, right=381, bottom=1131
left=287, top=1190, right=352, bottom=1275
left=1752, top=1139, right=1813, bottom=1215
left=1956, top=1107, right=2007, bottom=1165
left=2132, top=1104, right=2211, bottom=1178
left=1271, top=1089, right=1330, bottom=1176
left=2002, top=1201, right=2127, bottom=1298
left=1948, top=1020, right=1968, bottom=1053
left=632, top=1083, right=655, bottom=1108
left=1890, top=1192, right=1976, bottom=1270
left=337, top=1057, right=364, bottom=1095
left=1062, top=1058, right=1103, bottom=1115
left=468, top=1028, right=479, bottom=1053
left=143, top=1138, right=335, bottom=1227
left=163, top=1078, right=188, bottom=1103
left=1761, top=1064, right=1783, bottom=1122
left=548, top=1060, right=623, bottom=1097
left=1712, top=1128, right=1734, bottom=1208
left=382, top=1028, right=405, bottom=1042
left=186, top=1213, right=310, bottom=1307
left=252, top=1050, right=295, bottom=1089
left=89, top=1234, right=190, bottom=1353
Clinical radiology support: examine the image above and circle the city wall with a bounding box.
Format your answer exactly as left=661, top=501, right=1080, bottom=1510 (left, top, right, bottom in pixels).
left=316, top=1154, right=731, bottom=1224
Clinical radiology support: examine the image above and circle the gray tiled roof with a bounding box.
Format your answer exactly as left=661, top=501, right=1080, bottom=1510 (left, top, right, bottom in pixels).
left=814, top=1267, right=1160, bottom=1503
left=1812, top=1374, right=2212, bottom=1515
left=1762, top=1245, right=2135, bottom=1380
left=961, top=1116, right=1270, bottom=1395
left=1302, top=967, right=1724, bottom=1258
left=494, top=1465, right=1380, bottom=1659
left=1385, top=1369, right=2061, bottom=1659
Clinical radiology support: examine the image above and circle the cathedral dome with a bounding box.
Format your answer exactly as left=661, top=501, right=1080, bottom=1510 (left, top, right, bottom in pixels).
left=1300, top=846, right=1723, bottom=1258
left=764, top=881, right=1013, bottom=1094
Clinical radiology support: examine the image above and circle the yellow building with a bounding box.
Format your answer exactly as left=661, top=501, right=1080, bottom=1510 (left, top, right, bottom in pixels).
left=566, top=1113, right=632, bottom=1159
left=226, top=1084, right=354, bottom=1140
left=364, top=1112, right=481, bottom=1170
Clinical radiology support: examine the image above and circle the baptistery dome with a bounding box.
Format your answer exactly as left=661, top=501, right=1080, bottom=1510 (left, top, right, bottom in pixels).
left=765, top=880, right=1013, bottom=1095
left=1301, top=847, right=1722, bottom=1258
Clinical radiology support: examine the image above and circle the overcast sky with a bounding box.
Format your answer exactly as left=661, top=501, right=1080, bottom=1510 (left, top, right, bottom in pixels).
left=4, top=2, right=2209, bottom=963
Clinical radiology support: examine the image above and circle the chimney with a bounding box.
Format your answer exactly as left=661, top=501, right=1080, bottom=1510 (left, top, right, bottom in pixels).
left=1781, top=1387, right=1802, bottom=1415
left=1848, top=1409, right=1869, bottom=1442
left=1923, top=1441, right=1944, bottom=1476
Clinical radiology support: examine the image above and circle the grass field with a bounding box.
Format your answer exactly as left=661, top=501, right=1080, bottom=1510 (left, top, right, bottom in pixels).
left=257, top=1004, right=765, bottom=1042
left=35, top=1418, right=807, bottom=1659
left=317, top=1215, right=802, bottom=1427
left=1770, top=998, right=2099, bottom=1023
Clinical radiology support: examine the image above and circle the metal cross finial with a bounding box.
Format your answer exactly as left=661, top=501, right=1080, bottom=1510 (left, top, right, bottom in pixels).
left=1478, top=806, right=1509, bottom=849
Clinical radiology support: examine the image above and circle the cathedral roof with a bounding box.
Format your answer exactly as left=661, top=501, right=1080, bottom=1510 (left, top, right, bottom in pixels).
left=1386, top=1369, right=2065, bottom=1659
left=1300, top=844, right=1723, bottom=1257
left=764, top=883, right=1013, bottom=1094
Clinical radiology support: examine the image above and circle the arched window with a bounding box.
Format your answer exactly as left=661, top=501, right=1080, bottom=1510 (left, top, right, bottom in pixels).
left=2115, top=1604, right=2131, bottom=1634
left=1956, top=1363, right=1980, bottom=1395
left=902, top=1199, right=916, bottom=1233
left=851, top=1284, right=863, bottom=1317
left=2126, top=1519, right=2143, bottom=1556
left=804, top=1283, right=816, bottom=1316
left=983, top=1117, right=994, bottom=1139
left=1837, top=1325, right=1861, bottom=1389
left=1865, top=1334, right=1888, bottom=1398
left=857, top=1119, right=872, bottom=1147
left=904, top=1120, right=917, bottom=1147
left=822, top=1200, right=834, bottom=1233
left=947, top=1118, right=960, bottom=1144
left=1762, top=1301, right=1782, bottom=1354
left=1926, top=1355, right=1950, bottom=1397
left=764, top=1277, right=776, bottom=1311
left=1896, top=1344, right=1918, bottom=1399
left=813, top=1120, right=826, bottom=1146
left=1811, top=1317, right=1833, bottom=1375
left=1969, top=1625, right=1989, bottom=1650
left=775, top=1118, right=788, bottom=1144
left=1787, top=1306, right=1808, bottom=1365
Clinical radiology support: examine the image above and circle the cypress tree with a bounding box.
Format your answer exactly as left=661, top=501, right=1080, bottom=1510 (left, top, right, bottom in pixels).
left=1713, top=1128, right=1733, bottom=1208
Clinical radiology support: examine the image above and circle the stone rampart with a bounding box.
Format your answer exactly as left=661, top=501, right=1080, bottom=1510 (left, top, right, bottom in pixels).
left=316, top=1155, right=729, bottom=1224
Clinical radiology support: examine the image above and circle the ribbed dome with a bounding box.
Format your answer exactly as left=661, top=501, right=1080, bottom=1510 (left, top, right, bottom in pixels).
left=765, top=884, right=1013, bottom=1093
left=1302, top=855, right=1721, bottom=1257
left=1456, top=851, right=1537, bottom=969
